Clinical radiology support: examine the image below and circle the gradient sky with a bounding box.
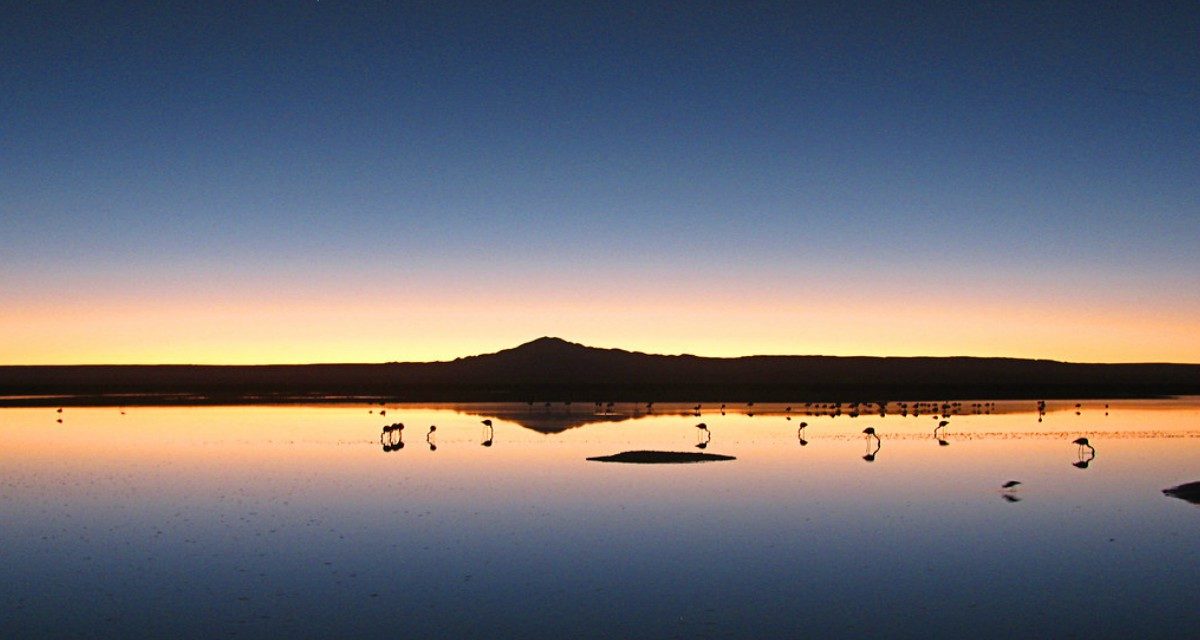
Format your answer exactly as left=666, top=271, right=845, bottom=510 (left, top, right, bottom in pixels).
left=3, top=2, right=1198, bottom=364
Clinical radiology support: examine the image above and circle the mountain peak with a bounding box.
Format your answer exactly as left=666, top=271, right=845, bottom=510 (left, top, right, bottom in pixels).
left=511, top=337, right=587, bottom=352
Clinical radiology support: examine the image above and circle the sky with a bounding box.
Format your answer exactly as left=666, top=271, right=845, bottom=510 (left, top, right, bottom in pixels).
left=2, top=1, right=1198, bottom=364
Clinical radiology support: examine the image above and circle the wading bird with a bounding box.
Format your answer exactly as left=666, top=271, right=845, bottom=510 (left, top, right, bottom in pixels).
left=380, top=424, right=404, bottom=452
left=934, top=420, right=951, bottom=446
left=862, top=427, right=881, bottom=461
left=1071, top=437, right=1095, bottom=469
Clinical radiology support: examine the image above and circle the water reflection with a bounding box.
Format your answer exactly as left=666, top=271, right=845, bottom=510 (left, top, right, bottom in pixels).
left=586, top=450, right=736, bottom=464
left=1071, top=437, right=1096, bottom=469
left=934, top=419, right=951, bottom=446
left=694, top=422, right=711, bottom=449
left=6, top=399, right=1200, bottom=639
left=426, top=425, right=437, bottom=451
left=861, top=427, right=881, bottom=462
left=481, top=419, right=494, bottom=447
left=379, top=423, right=405, bottom=452
left=1163, top=481, right=1200, bottom=505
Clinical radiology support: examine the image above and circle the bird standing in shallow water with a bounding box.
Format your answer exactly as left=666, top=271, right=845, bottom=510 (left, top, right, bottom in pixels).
left=481, top=420, right=494, bottom=447
left=934, top=420, right=951, bottom=446
left=1072, top=437, right=1096, bottom=468
left=861, top=427, right=881, bottom=461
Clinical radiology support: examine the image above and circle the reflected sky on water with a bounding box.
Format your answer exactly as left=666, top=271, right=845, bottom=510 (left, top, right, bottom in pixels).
left=3, top=399, right=1199, bottom=638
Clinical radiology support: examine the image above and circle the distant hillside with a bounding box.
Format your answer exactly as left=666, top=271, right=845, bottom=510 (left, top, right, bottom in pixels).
left=1, top=337, right=1198, bottom=405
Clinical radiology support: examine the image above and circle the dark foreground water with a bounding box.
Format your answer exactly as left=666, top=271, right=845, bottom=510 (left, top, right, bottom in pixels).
left=3, top=399, right=1199, bottom=638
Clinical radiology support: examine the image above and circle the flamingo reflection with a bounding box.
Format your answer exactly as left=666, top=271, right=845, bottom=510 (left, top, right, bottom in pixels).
left=996, top=480, right=1023, bottom=502
left=481, top=419, right=494, bottom=447
left=934, top=420, right=950, bottom=447
left=1072, top=437, right=1096, bottom=469
left=695, top=423, right=711, bottom=450
left=862, top=427, right=881, bottom=462
left=797, top=421, right=809, bottom=446
left=426, top=425, right=438, bottom=452
left=380, top=423, right=405, bottom=452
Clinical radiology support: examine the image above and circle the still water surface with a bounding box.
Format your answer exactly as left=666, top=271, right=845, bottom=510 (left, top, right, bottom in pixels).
left=3, top=399, right=1199, bottom=638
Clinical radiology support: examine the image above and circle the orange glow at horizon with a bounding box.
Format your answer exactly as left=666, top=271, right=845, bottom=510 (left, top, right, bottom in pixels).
left=4, top=285, right=1200, bottom=364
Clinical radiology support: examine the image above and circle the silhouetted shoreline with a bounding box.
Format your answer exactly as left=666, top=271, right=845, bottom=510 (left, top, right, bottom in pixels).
left=1, top=337, right=1197, bottom=406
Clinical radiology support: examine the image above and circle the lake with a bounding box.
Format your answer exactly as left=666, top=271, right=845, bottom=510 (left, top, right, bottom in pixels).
left=2, top=399, right=1198, bottom=638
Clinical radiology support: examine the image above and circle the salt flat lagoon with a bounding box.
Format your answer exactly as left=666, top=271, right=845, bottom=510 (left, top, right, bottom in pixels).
left=3, top=399, right=1199, bottom=638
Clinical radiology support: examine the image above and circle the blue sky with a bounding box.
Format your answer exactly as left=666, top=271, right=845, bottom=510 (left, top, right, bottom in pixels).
left=3, top=2, right=1198, bottom=362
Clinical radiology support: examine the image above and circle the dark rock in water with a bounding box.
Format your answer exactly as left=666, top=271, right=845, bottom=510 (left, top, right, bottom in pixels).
left=586, top=450, right=736, bottom=464
left=1162, top=481, right=1200, bottom=505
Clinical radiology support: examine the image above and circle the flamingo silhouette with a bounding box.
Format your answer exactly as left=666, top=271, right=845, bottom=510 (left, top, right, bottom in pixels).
left=934, top=420, right=950, bottom=446
left=861, top=427, right=881, bottom=461
left=481, top=420, right=494, bottom=447
left=426, top=426, right=437, bottom=452
left=1070, top=437, right=1095, bottom=468
left=695, top=423, right=710, bottom=449
left=380, top=424, right=404, bottom=452
left=797, top=421, right=809, bottom=447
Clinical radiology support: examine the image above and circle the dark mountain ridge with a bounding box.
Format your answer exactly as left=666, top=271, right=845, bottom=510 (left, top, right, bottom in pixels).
left=1, top=337, right=1197, bottom=405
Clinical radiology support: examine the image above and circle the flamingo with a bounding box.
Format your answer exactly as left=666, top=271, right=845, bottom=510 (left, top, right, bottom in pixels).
left=381, top=424, right=404, bottom=451
left=1072, top=438, right=1095, bottom=468
left=934, top=420, right=950, bottom=446
left=481, top=420, right=494, bottom=447
left=861, top=427, right=881, bottom=461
